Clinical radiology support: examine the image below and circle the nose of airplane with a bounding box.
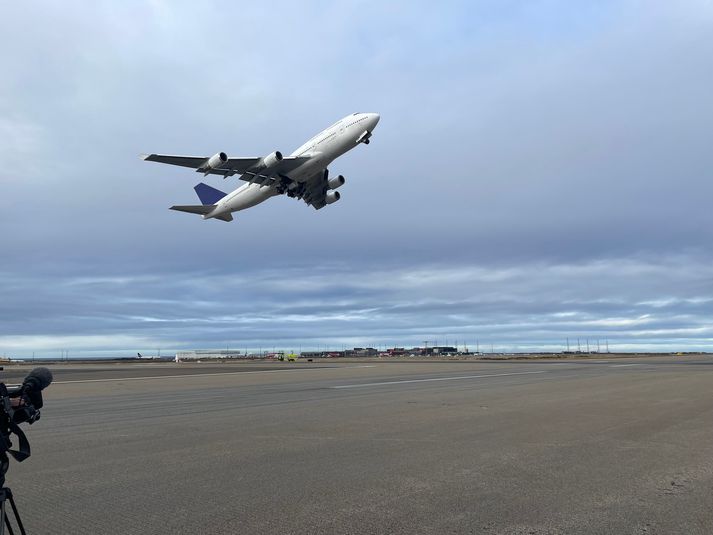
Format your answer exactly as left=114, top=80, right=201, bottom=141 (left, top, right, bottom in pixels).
left=369, top=113, right=380, bottom=129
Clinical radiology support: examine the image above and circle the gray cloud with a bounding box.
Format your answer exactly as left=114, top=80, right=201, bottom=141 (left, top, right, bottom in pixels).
left=1, top=254, right=711, bottom=356
left=1, top=1, right=712, bottom=355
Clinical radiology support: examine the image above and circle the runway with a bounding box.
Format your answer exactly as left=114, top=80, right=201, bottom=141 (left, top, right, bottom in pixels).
left=7, top=356, right=713, bottom=534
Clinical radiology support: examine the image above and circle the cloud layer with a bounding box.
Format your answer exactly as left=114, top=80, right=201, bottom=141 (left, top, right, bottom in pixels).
left=1, top=1, right=712, bottom=356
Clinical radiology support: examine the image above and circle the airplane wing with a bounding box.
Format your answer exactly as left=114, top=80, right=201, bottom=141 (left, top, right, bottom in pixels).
left=141, top=154, right=260, bottom=172
left=300, top=171, right=331, bottom=210
left=141, top=153, right=310, bottom=179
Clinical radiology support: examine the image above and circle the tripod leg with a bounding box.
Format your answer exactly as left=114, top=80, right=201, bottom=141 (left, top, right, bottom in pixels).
left=4, top=491, right=23, bottom=535
left=0, top=493, right=6, bottom=535
left=3, top=512, right=14, bottom=535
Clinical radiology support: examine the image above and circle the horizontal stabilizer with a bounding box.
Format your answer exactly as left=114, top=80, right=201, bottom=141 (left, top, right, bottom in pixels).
left=169, top=205, right=233, bottom=222
left=194, top=183, right=227, bottom=205
left=170, top=205, right=214, bottom=215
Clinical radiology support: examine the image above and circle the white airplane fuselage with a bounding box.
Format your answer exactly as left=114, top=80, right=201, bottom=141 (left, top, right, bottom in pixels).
left=205, top=112, right=379, bottom=219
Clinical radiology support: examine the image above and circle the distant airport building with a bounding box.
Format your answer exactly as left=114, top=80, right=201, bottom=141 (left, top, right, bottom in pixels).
left=301, top=351, right=326, bottom=359
left=301, top=351, right=346, bottom=358
left=425, top=346, right=458, bottom=355
left=175, top=350, right=248, bottom=361
left=345, top=347, right=378, bottom=357
left=175, top=345, right=461, bottom=362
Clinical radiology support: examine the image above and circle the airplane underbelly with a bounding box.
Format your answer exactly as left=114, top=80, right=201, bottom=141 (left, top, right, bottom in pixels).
left=292, top=157, right=324, bottom=181
left=228, top=184, right=277, bottom=212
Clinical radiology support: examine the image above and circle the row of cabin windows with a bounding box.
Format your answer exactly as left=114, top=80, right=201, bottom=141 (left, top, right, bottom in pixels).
left=345, top=116, right=367, bottom=128
left=316, top=132, right=338, bottom=145
left=298, top=116, right=368, bottom=154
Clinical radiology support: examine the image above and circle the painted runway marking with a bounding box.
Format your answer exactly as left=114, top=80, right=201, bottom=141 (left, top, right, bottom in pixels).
left=331, top=370, right=547, bottom=389
left=53, top=365, right=375, bottom=384
left=610, top=364, right=640, bottom=368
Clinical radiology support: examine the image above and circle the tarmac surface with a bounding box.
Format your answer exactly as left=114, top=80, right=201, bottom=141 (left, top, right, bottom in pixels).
left=5, top=356, right=713, bottom=534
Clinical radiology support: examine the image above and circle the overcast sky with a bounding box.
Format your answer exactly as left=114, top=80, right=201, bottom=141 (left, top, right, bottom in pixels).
left=1, top=1, right=712, bottom=357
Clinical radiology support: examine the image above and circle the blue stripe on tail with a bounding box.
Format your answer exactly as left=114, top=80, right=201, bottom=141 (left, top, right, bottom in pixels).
left=194, top=183, right=228, bottom=205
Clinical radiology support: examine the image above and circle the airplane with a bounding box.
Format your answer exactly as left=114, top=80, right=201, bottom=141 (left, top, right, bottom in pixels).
left=136, top=352, right=165, bottom=360
left=141, top=112, right=380, bottom=222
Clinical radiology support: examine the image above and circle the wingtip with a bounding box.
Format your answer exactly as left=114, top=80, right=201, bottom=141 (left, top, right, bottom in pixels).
left=139, top=153, right=150, bottom=160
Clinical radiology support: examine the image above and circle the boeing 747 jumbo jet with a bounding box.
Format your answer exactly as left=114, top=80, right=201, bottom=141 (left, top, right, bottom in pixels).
left=141, top=112, right=380, bottom=222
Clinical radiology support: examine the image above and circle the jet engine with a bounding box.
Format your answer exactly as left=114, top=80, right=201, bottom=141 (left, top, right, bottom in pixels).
left=325, top=191, right=341, bottom=205
left=260, top=151, right=283, bottom=170
left=327, top=174, right=345, bottom=190
left=205, top=152, right=228, bottom=170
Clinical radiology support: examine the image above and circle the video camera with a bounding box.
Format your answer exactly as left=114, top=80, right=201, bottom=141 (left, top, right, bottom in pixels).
left=0, top=367, right=52, bottom=533
left=0, top=368, right=53, bottom=478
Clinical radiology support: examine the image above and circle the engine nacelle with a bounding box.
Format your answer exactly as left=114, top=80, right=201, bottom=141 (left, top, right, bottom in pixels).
left=205, top=152, right=228, bottom=170
left=260, top=150, right=283, bottom=169
left=327, top=174, right=345, bottom=190
left=325, top=191, right=341, bottom=205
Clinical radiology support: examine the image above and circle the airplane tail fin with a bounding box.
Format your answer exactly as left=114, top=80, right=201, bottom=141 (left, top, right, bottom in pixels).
left=170, top=183, right=231, bottom=222
left=194, top=183, right=228, bottom=205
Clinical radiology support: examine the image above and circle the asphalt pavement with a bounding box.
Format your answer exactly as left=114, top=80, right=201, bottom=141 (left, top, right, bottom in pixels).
left=5, top=357, right=713, bottom=534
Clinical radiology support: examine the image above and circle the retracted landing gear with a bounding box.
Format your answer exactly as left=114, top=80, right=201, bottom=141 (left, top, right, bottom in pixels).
left=356, top=130, right=372, bottom=145
left=276, top=176, right=306, bottom=199
left=286, top=182, right=306, bottom=198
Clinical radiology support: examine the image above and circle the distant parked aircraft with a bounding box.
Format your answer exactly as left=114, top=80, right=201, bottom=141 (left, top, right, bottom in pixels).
left=141, top=112, right=380, bottom=222
left=136, top=352, right=163, bottom=360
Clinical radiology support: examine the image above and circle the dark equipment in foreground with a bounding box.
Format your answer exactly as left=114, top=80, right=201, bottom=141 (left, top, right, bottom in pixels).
left=0, top=367, right=53, bottom=534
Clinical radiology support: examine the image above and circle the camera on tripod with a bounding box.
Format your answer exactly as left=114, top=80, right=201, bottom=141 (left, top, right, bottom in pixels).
left=0, top=367, right=53, bottom=535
